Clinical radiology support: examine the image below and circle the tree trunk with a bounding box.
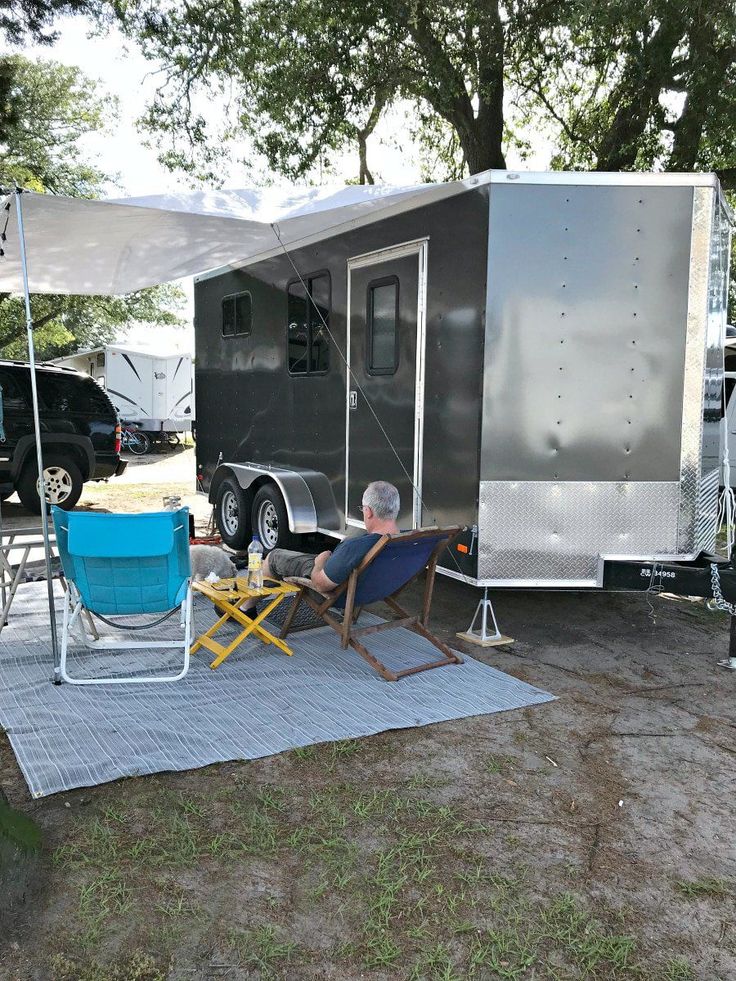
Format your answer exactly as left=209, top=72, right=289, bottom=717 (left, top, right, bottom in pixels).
left=465, top=1, right=506, bottom=174
left=463, top=129, right=505, bottom=174
left=668, top=14, right=735, bottom=172
left=358, top=133, right=374, bottom=185
left=400, top=1, right=506, bottom=176
left=595, top=20, right=683, bottom=171
left=354, top=93, right=385, bottom=185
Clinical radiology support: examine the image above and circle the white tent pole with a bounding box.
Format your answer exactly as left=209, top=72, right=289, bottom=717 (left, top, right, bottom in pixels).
left=14, top=189, right=60, bottom=681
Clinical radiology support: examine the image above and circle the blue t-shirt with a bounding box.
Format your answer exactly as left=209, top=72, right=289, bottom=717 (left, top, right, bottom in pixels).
left=323, top=533, right=381, bottom=585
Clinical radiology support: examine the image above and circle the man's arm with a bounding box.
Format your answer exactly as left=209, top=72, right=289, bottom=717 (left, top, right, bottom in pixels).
left=310, top=550, right=339, bottom=593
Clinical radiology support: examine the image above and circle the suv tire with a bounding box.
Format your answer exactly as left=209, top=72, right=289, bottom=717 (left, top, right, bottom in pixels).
left=252, top=483, right=295, bottom=551
left=215, top=477, right=251, bottom=549
left=17, top=455, right=84, bottom=514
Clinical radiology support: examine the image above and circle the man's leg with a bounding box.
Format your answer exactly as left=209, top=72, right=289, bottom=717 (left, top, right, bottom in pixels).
left=240, top=549, right=317, bottom=611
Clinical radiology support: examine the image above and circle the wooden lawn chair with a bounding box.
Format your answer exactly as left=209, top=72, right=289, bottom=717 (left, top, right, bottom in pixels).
left=279, top=526, right=463, bottom=681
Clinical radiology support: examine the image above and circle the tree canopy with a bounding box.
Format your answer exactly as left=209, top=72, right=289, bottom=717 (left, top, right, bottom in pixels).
left=0, top=0, right=100, bottom=140
left=0, top=55, right=184, bottom=361
left=112, top=0, right=736, bottom=189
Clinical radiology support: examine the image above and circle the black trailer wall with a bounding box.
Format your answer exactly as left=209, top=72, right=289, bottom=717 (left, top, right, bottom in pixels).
left=194, top=187, right=490, bottom=538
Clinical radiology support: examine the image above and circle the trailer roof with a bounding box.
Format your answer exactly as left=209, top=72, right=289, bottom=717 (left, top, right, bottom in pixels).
left=0, top=170, right=726, bottom=297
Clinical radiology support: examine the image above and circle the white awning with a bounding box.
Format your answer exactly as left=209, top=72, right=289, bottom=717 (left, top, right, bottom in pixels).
left=0, top=169, right=724, bottom=296
left=0, top=175, right=487, bottom=296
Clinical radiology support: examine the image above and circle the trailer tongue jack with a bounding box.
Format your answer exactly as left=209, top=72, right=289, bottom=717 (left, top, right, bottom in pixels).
left=602, top=554, right=736, bottom=669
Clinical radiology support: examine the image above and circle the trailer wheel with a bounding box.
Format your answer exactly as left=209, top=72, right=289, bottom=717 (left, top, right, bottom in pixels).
left=252, top=483, right=294, bottom=551
left=215, top=477, right=250, bottom=549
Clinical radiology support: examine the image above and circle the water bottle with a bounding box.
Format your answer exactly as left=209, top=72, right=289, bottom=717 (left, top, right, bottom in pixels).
left=247, top=535, right=264, bottom=591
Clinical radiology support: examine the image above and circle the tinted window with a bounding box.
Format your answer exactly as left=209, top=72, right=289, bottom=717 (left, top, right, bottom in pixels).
left=222, top=290, right=252, bottom=337
left=38, top=374, right=113, bottom=414
left=0, top=369, right=29, bottom=411
left=287, top=272, right=330, bottom=375
left=287, top=282, right=309, bottom=373
left=367, top=277, right=399, bottom=375
left=309, top=274, right=330, bottom=373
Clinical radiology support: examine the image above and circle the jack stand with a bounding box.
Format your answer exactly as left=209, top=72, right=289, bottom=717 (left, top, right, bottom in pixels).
left=456, top=587, right=513, bottom=647
left=717, top=615, right=736, bottom=670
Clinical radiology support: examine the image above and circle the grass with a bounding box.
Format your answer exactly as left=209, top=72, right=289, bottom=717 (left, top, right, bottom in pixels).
left=226, top=925, right=298, bottom=977
left=45, top=769, right=707, bottom=980
left=675, top=877, right=732, bottom=899
left=662, top=956, right=695, bottom=980
left=484, top=753, right=514, bottom=774
left=51, top=951, right=165, bottom=981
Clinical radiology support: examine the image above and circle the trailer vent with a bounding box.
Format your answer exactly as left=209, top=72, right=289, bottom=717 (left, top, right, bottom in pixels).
left=695, top=468, right=719, bottom=554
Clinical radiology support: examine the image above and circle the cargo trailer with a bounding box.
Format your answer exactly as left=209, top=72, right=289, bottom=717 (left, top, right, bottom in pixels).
left=193, top=170, right=733, bottom=591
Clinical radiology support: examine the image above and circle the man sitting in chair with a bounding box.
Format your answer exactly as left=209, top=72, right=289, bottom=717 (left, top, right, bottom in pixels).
left=241, top=480, right=400, bottom=611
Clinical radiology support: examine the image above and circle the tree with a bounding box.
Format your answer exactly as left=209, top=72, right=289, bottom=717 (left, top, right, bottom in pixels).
left=0, top=56, right=184, bottom=359
left=0, top=287, right=184, bottom=361
left=0, top=0, right=91, bottom=44
left=513, top=0, right=736, bottom=183
left=0, top=55, right=110, bottom=195
left=116, top=1, right=736, bottom=190
left=113, top=0, right=532, bottom=182
left=0, top=1, right=101, bottom=140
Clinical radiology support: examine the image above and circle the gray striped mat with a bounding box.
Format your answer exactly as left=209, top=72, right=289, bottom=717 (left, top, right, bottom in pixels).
left=0, top=583, right=554, bottom=798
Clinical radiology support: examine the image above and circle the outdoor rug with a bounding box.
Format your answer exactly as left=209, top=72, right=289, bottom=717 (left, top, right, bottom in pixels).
left=0, top=583, right=555, bottom=798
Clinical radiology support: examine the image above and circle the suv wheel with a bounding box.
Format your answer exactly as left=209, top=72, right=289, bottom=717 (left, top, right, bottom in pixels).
left=252, top=483, right=294, bottom=550
left=17, top=455, right=84, bottom=514
left=215, top=477, right=250, bottom=549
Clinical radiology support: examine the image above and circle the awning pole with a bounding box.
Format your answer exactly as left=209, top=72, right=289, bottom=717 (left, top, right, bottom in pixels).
left=14, top=189, right=60, bottom=682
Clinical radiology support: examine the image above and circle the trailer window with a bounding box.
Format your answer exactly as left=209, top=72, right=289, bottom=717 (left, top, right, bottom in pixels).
left=367, top=277, right=399, bottom=375
left=287, top=272, right=330, bottom=375
left=222, top=291, right=252, bottom=337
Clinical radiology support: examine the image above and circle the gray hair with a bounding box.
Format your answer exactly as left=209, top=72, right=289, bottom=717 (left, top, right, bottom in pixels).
left=363, top=480, right=400, bottom=520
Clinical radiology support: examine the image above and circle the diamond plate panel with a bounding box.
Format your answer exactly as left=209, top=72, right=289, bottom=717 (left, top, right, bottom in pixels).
left=695, top=468, right=719, bottom=554
left=478, top=481, right=681, bottom=583
left=677, top=186, right=713, bottom=551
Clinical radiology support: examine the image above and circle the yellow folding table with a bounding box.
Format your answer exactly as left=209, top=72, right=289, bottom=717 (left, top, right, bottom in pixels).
left=191, top=577, right=301, bottom=669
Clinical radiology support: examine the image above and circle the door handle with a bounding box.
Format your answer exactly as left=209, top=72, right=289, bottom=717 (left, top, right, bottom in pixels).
left=349, top=391, right=357, bottom=409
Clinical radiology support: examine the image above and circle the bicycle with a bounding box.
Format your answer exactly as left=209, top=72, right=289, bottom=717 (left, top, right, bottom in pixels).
left=120, top=426, right=150, bottom=456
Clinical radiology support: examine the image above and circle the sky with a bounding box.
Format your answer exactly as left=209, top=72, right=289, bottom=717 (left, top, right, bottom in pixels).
left=14, top=15, right=553, bottom=355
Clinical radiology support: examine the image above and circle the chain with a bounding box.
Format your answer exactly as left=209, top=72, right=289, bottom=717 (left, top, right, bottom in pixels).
left=709, top=562, right=736, bottom=615
left=644, top=562, right=664, bottom=624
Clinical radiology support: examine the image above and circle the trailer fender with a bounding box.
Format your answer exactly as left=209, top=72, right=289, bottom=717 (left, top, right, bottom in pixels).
left=209, top=463, right=340, bottom=534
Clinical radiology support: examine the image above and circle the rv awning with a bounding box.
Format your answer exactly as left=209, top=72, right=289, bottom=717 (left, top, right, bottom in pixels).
left=0, top=175, right=489, bottom=296
left=0, top=170, right=725, bottom=296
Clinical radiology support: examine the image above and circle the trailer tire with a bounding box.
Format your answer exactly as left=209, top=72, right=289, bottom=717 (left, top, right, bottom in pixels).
left=215, top=477, right=251, bottom=549
left=252, top=483, right=294, bottom=551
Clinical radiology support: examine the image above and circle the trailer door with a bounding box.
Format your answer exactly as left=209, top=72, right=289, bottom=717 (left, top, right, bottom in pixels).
left=346, top=240, right=428, bottom=529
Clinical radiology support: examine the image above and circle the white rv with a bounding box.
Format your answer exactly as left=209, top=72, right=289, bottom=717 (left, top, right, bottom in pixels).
left=53, top=345, right=195, bottom=435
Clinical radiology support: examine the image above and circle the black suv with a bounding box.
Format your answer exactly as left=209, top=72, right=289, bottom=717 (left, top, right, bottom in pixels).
left=0, top=360, right=126, bottom=513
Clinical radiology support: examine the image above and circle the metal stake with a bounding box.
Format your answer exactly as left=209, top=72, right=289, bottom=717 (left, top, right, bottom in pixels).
left=15, top=189, right=60, bottom=682
left=717, top=615, right=736, bottom=670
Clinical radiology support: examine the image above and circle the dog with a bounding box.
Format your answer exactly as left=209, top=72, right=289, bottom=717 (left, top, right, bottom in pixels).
left=189, top=544, right=237, bottom=581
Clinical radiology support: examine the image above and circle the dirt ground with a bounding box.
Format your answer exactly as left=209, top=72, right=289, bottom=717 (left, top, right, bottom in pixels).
left=1, top=449, right=735, bottom=980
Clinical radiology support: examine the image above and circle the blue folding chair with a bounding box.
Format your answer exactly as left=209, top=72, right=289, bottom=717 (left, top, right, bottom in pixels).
left=279, top=526, right=463, bottom=681
left=52, top=506, right=193, bottom=685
